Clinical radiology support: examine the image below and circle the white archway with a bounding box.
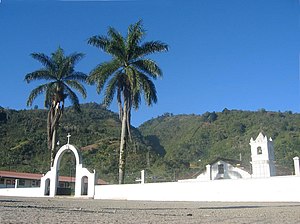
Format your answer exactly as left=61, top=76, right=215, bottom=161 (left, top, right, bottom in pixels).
left=40, top=144, right=95, bottom=198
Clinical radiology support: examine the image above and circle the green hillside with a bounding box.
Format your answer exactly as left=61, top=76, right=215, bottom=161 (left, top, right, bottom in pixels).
left=1, top=106, right=300, bottom=183
left=0, top=103, right=158, bottom=184
left=139, top=109, right=300, bottom=178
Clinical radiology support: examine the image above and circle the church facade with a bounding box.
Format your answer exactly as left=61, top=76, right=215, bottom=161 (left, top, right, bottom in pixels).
left=180, top=132, right=278, bottom=182
left=250, top=132, right=276, bottom=178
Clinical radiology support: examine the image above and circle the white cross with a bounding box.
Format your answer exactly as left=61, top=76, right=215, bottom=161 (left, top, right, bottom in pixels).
left=67, top=133, right=71, bottom=144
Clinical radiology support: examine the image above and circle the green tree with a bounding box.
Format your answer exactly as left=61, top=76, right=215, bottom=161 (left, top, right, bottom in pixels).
left=87, top=20, right=168, bottom=184
left=25, top=47, right=87, bottom=167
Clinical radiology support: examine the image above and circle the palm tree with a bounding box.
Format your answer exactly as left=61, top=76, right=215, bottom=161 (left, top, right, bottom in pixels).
left=25, top=47, right=87, bottom=167
left=87, top=20, right=168, bottom=184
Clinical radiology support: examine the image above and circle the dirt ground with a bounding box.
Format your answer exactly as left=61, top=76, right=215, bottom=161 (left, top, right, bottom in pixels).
left=1, top=196, right=300, bottom=223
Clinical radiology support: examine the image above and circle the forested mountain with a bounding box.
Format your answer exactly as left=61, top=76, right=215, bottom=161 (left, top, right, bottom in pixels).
left=139, top=109, right=300, bottom=177
left=0, top=103, right=158, bottom=184
left=1, top=105, right=300, bottom=183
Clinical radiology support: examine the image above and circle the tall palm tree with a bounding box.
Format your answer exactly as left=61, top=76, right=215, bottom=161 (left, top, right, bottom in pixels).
left=25, top=47, right=87, bottom=167
left=88, top=20, right=168, bottom=184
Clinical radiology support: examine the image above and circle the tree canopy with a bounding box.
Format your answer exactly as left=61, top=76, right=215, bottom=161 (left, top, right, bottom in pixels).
left=87, top=20, right=168, bottom=183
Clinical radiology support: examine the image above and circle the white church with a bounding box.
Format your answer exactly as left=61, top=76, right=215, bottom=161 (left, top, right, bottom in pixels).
left=1, top=132, right=300, bottom=202
left=187, top=132, right=278, bottom=182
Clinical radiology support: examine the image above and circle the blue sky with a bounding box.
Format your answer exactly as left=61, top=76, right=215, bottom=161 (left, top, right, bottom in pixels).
left=0, top=0, right=299, bottom=127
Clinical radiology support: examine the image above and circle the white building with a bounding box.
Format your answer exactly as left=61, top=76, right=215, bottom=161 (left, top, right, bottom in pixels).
left=180, top=132, right=277, bottom=182
left=194, top=158, right=251, bottom=181
left=250, top=132, right=276, bottom=178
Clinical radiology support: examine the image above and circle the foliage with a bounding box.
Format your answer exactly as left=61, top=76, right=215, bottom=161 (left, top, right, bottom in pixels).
left=24, top=47, right=87, bottom=166
left=87, top=20, right=168, bottom=184
left=0, top=103, right=158, bottom=184
left=1, top=107, right=300, bottom=183
left=139, top=110, right=300, bottom=178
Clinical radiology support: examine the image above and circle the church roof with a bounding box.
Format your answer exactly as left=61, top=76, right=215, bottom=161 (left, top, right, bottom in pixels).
left=208, top=157, right=242, bottom=166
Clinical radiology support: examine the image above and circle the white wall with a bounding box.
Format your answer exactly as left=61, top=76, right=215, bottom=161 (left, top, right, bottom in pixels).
left=1, top=175, right=300, bottom=202
left=94, top=175, right=300, bottom=202
left=0, top=187, right=42, bottom=197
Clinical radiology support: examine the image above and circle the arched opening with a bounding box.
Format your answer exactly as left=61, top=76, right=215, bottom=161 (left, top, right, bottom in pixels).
left=81, top=176, right=88, bottom=196
left=56, top=150, right=76, bottom=196
left=44, top=178, right=50, bottom=196
left=257, top=146, right=262, bottom=155
left=42, top=144, right=95, bottom=197
left=218, top=164, right=224, bottom=174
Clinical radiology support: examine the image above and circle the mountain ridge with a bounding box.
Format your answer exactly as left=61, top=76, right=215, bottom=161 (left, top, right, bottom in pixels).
left=1, top=105, right=299, bottom=183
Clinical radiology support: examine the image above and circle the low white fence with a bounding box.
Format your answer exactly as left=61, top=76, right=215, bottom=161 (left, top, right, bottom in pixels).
left=1, top=175, right=300, bottom=202
left=94, top=175, right=300, bottom=202
left=0, top=187, right=42, bottom=197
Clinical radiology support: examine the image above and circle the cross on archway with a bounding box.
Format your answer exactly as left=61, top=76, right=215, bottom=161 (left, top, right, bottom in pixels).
left=67, top=133, right=71, bottom=144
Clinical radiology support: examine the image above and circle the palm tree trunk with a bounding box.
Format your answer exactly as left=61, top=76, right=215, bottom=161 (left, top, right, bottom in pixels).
left=47, top=109, right=53, bottom=167
left=50, top=128, right=57, bottom=167
left=117, top=90, right=123, bottom=121
left=126, top=107, right=132, bottom=141
left=48, top=103, right=62, bottom=167
left=118, top=100, right=128, bottom=184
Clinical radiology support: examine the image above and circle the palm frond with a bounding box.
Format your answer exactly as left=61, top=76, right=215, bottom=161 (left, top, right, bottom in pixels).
left=132, top=89, right=141, bottom=110
left=127, top=20, right=144, bottom=46
left=31, top=53, right=55, bottom=71
left=58, top=52, right=85, bottom=80
left=106, top=27, right=126, bottom=60
left=87, top=35, right=110, bottom=52
left=68, top=52, right=85, bottom=66
left=26, top=47, right=86, bottom=110
left=64, top=85, right=81, bottom=112
left=132, top=59, right=163, bottom=79
left=138, top=41, right=168, bottom=57
left=103, top=72, right=121, bottom=107
left=64, top=80, right=87, bottom=99
left=59, top=59, right=70, bottom=80
left=88, top=60, right=122, bottom=93
left=44, top=86, right=53, bottom=108
left=108, top=27, right=124, bottom=45
left=52, top=47, right=64, bottom=64
left=125, top=66, right=137, bottom=90
left=127, top=20, right=145, bottom=60
left=24, top=70, right=54, bottom=83
left=88, top=21, right=166, bottom=116
left=136, top=72, right=157, bottom=106
left=65, top=72, right=87, bottom=82
left=26, top=83, right=50, bottom=106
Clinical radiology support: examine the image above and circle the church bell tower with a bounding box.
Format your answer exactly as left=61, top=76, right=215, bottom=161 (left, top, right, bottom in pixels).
left=250, top=132, right=276, bottom=178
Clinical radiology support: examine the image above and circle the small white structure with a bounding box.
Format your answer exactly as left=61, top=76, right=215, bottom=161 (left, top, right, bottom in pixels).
left=294, top=157, right=300, bottom=176
left=40, top=141, right=95, bottom=198
left=250, top=132, right=276, bottom=178
left=181, top=132, right=278, bottom=182
left=193, top=159, right=251, bottom=182
left=135, top=170, right=145, bottom=184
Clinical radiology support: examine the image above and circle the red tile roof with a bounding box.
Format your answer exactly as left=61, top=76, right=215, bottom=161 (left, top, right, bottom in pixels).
left=0, top=170, right=42, bottom=180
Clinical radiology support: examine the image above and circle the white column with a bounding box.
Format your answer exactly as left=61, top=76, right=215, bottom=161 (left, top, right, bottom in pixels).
left=293, top=157, right=300, bottom=176
left=141, top=170, right=145, bottom=184
left=206, top=164, right=211, bottom=180
left=14, top=179, right=19, bottom=188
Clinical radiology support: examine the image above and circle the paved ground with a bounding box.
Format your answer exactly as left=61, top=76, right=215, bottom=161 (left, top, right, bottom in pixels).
left=0, top=197, right=300, bottom=223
